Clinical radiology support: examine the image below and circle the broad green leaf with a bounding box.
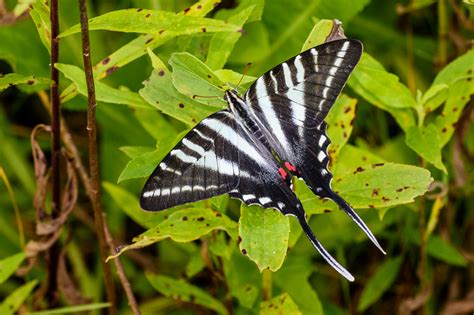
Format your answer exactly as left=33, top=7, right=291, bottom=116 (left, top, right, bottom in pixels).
left=28, top=303, right=111, bottom=314
left=206, top=6, right=255, bottom=70
left=170, top=52, right=227, bottom=107
left=333, top=144, right=386, bottom=176
left=335, top=163, right=432, bottom=208
left=117, top=149, right=162, bottom=182
left=435, top=79, right=473, bottom=147
left=348, top=53, right=416, bottom=131
left=13, top=0, right=36, bottom=16
left=239, top=205, right=290, bottom=272
left=0, top=252, right=25, bottom=285
left=28, top=1, right=51, bottom=53
left=185, top=250, right=206, bottom=278
left=274, top=256, right=323, bottom=315
left=213, top=0, right=264, bottom=23
left=0, top=280, right=38, bottom=315
left=0, top=73, right=49, bottom=92
left=260, top=293, right=302, bottom=315
left=213, top=69, right=256, bottom=88
left=350, top=53, right=417, bottom=109
left=326, top=94, right=357, bottom=161
left=147, top=274, right=228, bottom=314
left=208, top=231, right=235, bottom=261
left=140, top=68, right=217, bottom=125
left=357, top=256, right=403, bottom=312
left=432, top=50, right=474, bottom=146
left=56, top=63, right=151, bottom=108
left=406, top=124, right=447, bottom=172
left=223, top=252, right=260, bottom=308
left=60, top=9, right=242, bottom=37
left=119, top=146, right=155, bottom=159
left=421, top=83, right=448, bottom=112
left=103, top=182, right=167, bottom=229
left=433, top=49, right=474, bottom=85
left=302, top=19, right=335, bottom=51
left=133, top=108, right=177, bottom=141
left=109, top=208, right=237, bottom=259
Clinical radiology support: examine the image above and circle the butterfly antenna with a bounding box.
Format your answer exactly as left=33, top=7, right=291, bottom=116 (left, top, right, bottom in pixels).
left=236, top=63, right=252, bottom=89
left=294, top=206, right=355, bottom=281
left=329, top=191, right=386, bottom=255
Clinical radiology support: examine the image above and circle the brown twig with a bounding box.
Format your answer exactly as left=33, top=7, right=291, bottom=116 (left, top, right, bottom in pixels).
left=103, top=221, right=141, bottom=315
left=78, top=0, right=117, bottom=313
left=46, top=0, right=61, bottom=305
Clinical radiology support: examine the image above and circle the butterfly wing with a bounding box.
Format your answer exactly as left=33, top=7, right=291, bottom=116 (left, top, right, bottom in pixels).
left=244, top=39, right=384, bottom=253
left=140, top=110, right=240, bottom=211
left=225, top=121, right=355, bottom=281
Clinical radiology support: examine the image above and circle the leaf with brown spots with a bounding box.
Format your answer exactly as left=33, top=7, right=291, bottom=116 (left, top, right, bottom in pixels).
left=326, top=94, right=357, bottom=162
left=107, top=208, right=237, bottom=260
left=0, top=73, right=49, bottom=92
left=406, top=124, right=447, bottom=173
left=259, top=293, right=302, bottom=315
left=239, top=205, right=289, bottom=272
left=146, top=274, right=228, bottom=314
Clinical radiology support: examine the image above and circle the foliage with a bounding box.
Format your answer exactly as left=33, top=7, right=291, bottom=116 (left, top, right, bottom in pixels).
left=0, top=0, right=473, bottom=314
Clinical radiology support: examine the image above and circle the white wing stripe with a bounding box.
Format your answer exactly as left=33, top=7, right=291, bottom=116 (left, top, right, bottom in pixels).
left=294, top=55, right=305, bottom=83
left=182, top=138, right=206, bottom=156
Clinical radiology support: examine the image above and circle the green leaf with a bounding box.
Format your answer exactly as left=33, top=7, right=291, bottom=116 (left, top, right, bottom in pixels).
left=60, top=9, right=242, bottom=37
left=213, top=69, right=256, bottom=88
left=56, top=63, right=151, bottom=108
left=28, top=303, right=111, bottom=314
left=326, top=94, right=357, bottom=161
left=421, top=83, right=448, bottom=112
left=433, top=49, right=474, bottom=85
left=302, top=19, right=336, bottom=51
left=170, top=52, right=227, bottom=107
left=206, top=6, right=255, bottom=70
left=223, top=252, right=260, bottom=308
left=103, top=182, right=167, bottom=229
left=0, top=73, right=49, bottom=92
left=28, top=0, right=51, bottom=53
left=239, top=206, right=290, bottom=272
left=348, top=53, right=417, bottom=131
left=0, top=252, right=25, bottom=285
left=274, top=256, right=323, bottom=315
left=147, top=274, right=228, bottom=314
left=335, top=163, right=433, bottom=209
left=133, top=108, right=177, bottom=141
left=119, top=146, right=155, bottom=159
left=406, top=124, right=447, bottom=172
left=260, top=293, right=302, bottom=315
left=140, top=67, right=217, bottom=125
left=117, top=130, right=186, bottom=182
left=109, top=208, right=237, bottom=259
left=357, top=256, right=403, bottom=312
left=0, top=280, right=38, bottom=315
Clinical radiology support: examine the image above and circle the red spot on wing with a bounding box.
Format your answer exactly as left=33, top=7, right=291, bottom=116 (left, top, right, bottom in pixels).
left=278, top=167, right=287, bottom=180
left=284, top=162, right=297, bottom=172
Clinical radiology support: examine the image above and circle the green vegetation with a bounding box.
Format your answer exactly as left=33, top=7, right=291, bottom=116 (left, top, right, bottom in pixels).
left=0, top=0, right=472, bottom=314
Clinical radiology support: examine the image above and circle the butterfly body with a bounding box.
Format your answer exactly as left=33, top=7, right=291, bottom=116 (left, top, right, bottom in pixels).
left=141, top=39, right=384, bottom=281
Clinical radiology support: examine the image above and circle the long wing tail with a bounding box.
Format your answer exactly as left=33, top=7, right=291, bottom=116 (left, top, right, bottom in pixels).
left=294, top=208, right=355, bottom=282
left=328, top=191, right=386, bottom=255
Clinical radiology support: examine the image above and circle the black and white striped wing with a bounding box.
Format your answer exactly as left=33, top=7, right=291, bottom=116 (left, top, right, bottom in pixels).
left=140, top=110, right=239, bottom=211
left=244, top=39, right=384, bottom=253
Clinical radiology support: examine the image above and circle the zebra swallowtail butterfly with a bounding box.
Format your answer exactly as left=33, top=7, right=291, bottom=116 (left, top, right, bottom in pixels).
left=140, top=39, right=385, bottom=281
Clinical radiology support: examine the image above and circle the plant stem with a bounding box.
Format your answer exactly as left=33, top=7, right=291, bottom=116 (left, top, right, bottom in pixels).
left=47, top=0, right=61, bottom=305
left=262, top=269, right=272, bottom=301
left=78, top=0, right=117, bottom=313
left=438, top=0, right=448, bottom=67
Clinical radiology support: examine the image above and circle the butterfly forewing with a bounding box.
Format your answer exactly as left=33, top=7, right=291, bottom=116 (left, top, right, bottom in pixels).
left=140, top=111, right=240, bottom=211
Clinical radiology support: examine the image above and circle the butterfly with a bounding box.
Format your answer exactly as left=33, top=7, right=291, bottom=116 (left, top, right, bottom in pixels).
left=140, top=38, right=385, bottom=281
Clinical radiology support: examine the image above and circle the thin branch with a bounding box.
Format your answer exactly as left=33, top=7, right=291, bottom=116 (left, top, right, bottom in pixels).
left=103, top=221, right=141, bottom=315
left=78, top=0, right=117, bottom=313
left=47, top=0, right=61, bottom=305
